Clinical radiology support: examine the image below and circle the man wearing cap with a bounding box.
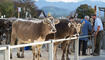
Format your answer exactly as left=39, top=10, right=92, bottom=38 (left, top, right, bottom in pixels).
left=92, top=14, right=104, bottom=56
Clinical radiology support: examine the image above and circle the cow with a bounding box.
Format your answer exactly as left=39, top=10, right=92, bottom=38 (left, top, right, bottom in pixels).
left=0, top=19, right=12, bottom=44
left=10, top=17, right=59, bottom=60
left=45, top=19, right=81, bottom=60
left=61, top=21, right=82, bottom=60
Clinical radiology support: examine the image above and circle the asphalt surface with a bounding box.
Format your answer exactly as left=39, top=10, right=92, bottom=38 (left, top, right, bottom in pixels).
left=0, top=48, right=105, bottom=60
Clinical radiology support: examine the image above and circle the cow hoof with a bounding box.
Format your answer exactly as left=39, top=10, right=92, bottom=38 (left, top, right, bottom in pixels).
left=61, top=57, right=65, bottom=60
left=17, top=56, right=24, bottom=58
left=20, top=55, right=24, bottom=58
left=10, top=56, right=12, bottom=59
left=68, top=52, right=71, bottom=54
left=21, top=54, right=24, bottom=58
left=71, top=50, right=75, bottom=53
left=10, top=54, right=12, bottom=59
left=17, top=53, right=21, bottom=58
left=19, top=56, right=24, bottom=58
left=40, top=54, right=42, bottom=57
left=66, top=58, right=70, bottom=60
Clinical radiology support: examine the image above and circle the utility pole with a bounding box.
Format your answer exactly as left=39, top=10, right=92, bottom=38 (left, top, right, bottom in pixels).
left=17, top=7, right=21, bottom=18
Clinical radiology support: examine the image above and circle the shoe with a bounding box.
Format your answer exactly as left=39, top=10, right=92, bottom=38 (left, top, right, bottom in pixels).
left=90, top=53, right=93, bottom=55
left=93, top=53, right=99, bottom=56
left=82, top=53, right=87, bottom=56
left=79, top=54, right=80, bottom=56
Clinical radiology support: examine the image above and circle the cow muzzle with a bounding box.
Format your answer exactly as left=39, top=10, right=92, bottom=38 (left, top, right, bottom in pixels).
left=51, top=29, right=57, bottom=33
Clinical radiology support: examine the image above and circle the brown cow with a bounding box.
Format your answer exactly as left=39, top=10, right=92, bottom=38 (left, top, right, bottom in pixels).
left=45, top=19, right=81, bottom=60
left=61, top=21, right=81, bottom=60
left=10, top=18, right=59, bottom=60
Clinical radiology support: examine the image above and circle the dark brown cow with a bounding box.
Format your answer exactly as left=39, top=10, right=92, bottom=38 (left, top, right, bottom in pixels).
left=0, top=19, right=12, bottom=44
left=10, top=18, right=59, bottom=60
left=45, top=19, right=81, bottom=60
left=61, top=21, right=81, bottom=60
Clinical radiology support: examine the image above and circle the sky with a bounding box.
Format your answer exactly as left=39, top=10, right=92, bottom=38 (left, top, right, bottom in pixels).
left=37, top=0, right=105, bottom=2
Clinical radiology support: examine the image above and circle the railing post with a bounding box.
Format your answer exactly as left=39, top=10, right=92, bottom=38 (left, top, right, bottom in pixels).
left=74, top=36, right=79, bottom=60
left=5, top=45, right=10, bottom=60
left=48, top=40, right=54, bottom=60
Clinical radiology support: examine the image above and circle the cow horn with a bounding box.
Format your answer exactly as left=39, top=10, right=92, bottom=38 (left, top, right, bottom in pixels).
left=54, top=19, right=60, bottom=24
left=68, top=23, right=71, bottom=27
left=43, top=18, right=49, bottom=24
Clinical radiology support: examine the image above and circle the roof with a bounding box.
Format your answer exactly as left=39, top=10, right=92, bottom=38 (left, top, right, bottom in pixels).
left=36, top=10, right=46, bottom=18
left=99, top=7, right=105, bottom=12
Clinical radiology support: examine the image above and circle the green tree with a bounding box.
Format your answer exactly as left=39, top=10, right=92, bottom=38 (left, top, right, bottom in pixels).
left=76, top=4, right=95, bottom=18
left=0, top=1, right=14, bottom=18
left=13, top=0, right=38, bottom=18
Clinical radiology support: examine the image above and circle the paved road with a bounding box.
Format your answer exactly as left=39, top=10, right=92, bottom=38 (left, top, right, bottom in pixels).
left=0, top=48, right=105, bottom=60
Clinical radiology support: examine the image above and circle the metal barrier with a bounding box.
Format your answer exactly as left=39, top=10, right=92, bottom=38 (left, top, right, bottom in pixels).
left=0, top=35, right=92, bottom=60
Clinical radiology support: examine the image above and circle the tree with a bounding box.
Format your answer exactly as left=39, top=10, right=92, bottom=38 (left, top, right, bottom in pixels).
left=76, top=4, right=95, bottom=18
left=0, top=1, right=14, bottom=18
left=13, top=0, right=38, bottom=18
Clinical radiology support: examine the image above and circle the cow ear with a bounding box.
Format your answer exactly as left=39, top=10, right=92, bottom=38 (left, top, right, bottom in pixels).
left=79, top=23, right=82, bottom=27
left=43, top=18, right=49, bottom=24
left=68, top=23, right=71, bottom=27
left=54, top=19, right=60, bottom=24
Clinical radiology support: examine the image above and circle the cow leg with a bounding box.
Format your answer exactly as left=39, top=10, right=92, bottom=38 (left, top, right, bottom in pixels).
left=61, top=48, right=66, bottom=60
left=17, top=48, right=21, bottom=58
left=21, top=47, right=24, bottom=58
left=68, top=41, right=72, bottom=54
left=47, top=44, right=49, bottom=52
left=61, top=42, right=67, bottom=60
left=54, top=45, right=57, bottom=60
left=17, top=41, right=21, bottom=58
left=66, top=45, right=70, bottom=60
left=0, top=33, right=1, bottom=42
left=66, top=41, right=70, bottom=60
left=5, top=32, right=8, bottom=44
left=32, top=46, right=37, bottom=60
left=71, top=40, right=75, bottom=53
left=37, top=45, right=42, bottom=60
left=68, top=40, right=74, bottom=55
left=0, top=35, right=1, bottom=44
left=10, top=34, right=16, bottom=59
left=65, top=45, right=68, bottom=60
left=7, top=31, right=11, bottom=44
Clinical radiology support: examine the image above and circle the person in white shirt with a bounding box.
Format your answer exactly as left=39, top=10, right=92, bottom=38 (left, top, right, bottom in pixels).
left=91, top=14, right=104, bottom=56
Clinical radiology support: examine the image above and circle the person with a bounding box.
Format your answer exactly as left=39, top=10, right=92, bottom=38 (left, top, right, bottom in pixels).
left=69, top=17, right=74, bottom=22
left=91, top=14, right=104, bottom=56
left=79, top=16, right=92, bottom=55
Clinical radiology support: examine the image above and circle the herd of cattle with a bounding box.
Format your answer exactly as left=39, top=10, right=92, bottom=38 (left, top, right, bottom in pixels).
left=0, top=17, right=82, bottom=60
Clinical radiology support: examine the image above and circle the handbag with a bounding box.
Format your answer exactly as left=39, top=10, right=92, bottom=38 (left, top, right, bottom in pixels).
left=87, top=40, right=92, bottom=48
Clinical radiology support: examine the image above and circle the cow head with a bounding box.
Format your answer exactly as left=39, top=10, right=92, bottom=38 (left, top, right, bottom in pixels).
left=68, top=22, right=77, bottom=35
left=68, top=21, right=82, bottom=36
left=75, top=23, right=82, bottom=34
left=43, top=17, right=59, bottom=33
left=72, top=22, right=82, bottom=34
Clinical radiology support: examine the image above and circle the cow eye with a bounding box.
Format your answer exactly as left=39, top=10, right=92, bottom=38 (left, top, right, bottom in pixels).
left=47, top=23, right=50, bottom=26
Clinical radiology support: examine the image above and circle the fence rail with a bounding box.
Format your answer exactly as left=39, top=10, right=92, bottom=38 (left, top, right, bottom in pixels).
left=0, top=35, right=92, bottom=60
left=0, top=47, right=6, bottom=51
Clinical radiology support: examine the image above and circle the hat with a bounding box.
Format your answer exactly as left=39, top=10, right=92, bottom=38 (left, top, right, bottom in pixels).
left=69, top=17, right=74, bottom=20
